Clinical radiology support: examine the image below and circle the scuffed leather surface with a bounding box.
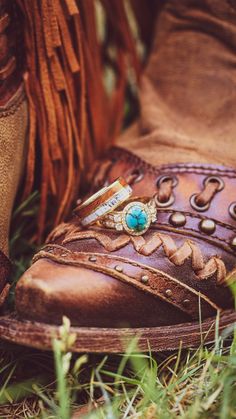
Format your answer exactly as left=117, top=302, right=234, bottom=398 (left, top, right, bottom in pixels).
left=15, top=154, right=236, bottom=328
left=0, top=86, right=28, bottom=255
left=14, top=0, right=236, bottom=328
left=0, top=1, right=27, bottom=255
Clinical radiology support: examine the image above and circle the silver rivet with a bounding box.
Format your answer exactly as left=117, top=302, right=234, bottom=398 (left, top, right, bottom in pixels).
left=199, top=219, right=216, bottom=235
left=230, top=237, right=236, bottom=249
left=183, top=299, right=190, bottom=306
left=165, top=289, right=173, bottom=297
left=141, top=275, right=149, bottom=284
left=89, top=256, right=97, bottom=262
left=115, top=265, right=123, bottom=273
left=169, top=212, right=186, bottom=227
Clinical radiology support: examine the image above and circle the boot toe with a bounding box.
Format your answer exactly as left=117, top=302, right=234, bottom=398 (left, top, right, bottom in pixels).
left=15, top=258, right=189, bottom=328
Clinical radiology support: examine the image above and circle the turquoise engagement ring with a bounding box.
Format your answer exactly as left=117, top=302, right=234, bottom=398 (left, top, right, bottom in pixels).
left=99, top=199, right=157, bottom=236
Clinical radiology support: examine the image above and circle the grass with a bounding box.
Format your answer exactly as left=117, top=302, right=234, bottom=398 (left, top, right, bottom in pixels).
left=0, top=196, right=235, bottom=418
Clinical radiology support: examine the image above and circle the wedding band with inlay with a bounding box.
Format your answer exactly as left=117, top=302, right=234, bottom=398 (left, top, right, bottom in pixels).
left=74, top=178, right=132, bottom=226
left=99, top=198, right=157, bottom=236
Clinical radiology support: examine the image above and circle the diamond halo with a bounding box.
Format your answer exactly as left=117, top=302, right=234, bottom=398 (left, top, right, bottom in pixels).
left=121, top=201, right=152, bottom=236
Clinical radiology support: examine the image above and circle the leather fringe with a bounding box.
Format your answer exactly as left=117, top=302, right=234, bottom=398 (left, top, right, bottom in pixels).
left=15, top=0, right=158, bottom=240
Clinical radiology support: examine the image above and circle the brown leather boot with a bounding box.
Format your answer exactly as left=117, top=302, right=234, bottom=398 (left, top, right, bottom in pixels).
left=1, top=0, right=236, bottom=352
left=0, top=1, right=27, bottom=309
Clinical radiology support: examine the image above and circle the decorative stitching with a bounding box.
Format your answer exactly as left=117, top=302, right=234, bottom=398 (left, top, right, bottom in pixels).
left=59, top=229, right=228, bottom=285
left=109, top=147, right=236, bottom=177
left=48, top=209, right=236, bottom=253
left=156, top=209, right=236, bottom=232
left=154, top=223, right=234, bottom=248
left=33, top=247, right=220, bottom=319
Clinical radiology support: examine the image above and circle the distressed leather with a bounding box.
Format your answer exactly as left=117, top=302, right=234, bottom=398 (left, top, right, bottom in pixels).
left=117, top=0, right=236, bottom=168
left=0, top=1, right=24, bottom=105
left=0, top=0, right=27, bottom=256
left=15, top=149, right=236, bottom=327
left=15, top=0, right=236, bottom=328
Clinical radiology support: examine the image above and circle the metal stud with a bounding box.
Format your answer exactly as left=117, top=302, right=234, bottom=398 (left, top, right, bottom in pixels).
left=115, top=265, right=123, bottom=273
left=89, top=256, right=97, bottom=262
left=230, top=237, right=236, bottom=250
left=183, top=299, right=190, bottom=306
left=169, top=212, right=186, bottom=227
left=141, top=275, right=149, bottom=284
left=165, top=289, right=173, bottom=297
left=199, top=219, right=216, bottom=235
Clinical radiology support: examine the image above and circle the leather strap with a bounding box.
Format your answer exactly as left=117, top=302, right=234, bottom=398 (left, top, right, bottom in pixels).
left=59, top=228, right=228, bottom=285
left=33, top=245, right=220, bottom=319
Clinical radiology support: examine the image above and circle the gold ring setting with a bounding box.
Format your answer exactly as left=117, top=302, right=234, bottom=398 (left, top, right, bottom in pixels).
left=99, top=199, right=157, bottom=236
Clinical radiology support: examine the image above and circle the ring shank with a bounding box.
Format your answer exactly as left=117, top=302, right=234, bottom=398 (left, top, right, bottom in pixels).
left=74, top=177, right=132, bottom=226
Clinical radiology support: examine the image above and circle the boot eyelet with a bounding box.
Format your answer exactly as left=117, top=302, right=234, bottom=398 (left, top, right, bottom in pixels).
left=155, top=175, right=177, bottom=207
left=155, top=194, right=175, bottom=208
left=156, top=175, right=178, bottom=188
left=229, top=202, right=236, bottom=220
left=126, top=168, right=144, bottom=184
left=204, top=176, right=224, bottom=191
left=190, top=194, right=210, bottom=212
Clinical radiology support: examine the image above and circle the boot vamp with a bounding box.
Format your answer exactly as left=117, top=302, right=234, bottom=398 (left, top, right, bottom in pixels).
left=15, top=152, right=236, bottom=328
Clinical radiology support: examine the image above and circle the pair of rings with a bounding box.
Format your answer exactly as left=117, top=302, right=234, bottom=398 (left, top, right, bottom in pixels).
left=74, top=177, right=157, bottom=236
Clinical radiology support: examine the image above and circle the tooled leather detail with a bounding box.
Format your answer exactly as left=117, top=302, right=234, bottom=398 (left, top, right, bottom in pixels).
left=46, top=222, right=79, bottom=243
left=152, top=211, right=236, bottom=254
left=47, top=225, right=228, bottom=285
left=33, top=245, right=220, bottom=319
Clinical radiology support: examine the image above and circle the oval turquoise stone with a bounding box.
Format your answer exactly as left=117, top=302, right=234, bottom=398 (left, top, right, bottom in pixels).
left=125, top=205, right=148, bottom=232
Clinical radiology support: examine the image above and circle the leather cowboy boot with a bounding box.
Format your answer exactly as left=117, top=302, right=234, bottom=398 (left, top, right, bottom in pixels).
left=0, top=1, right=28, bottom=308
left=1, top=0, right=236, bottom=352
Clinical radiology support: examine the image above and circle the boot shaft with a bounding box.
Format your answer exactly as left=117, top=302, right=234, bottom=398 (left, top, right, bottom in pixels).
left=0, top=0, right=25, bottom=105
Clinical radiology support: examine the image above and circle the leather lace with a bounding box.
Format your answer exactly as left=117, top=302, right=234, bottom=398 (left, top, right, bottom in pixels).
left=155, top=179, right=173, bottom=204
left=195, top=179, right=221, bottom=208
